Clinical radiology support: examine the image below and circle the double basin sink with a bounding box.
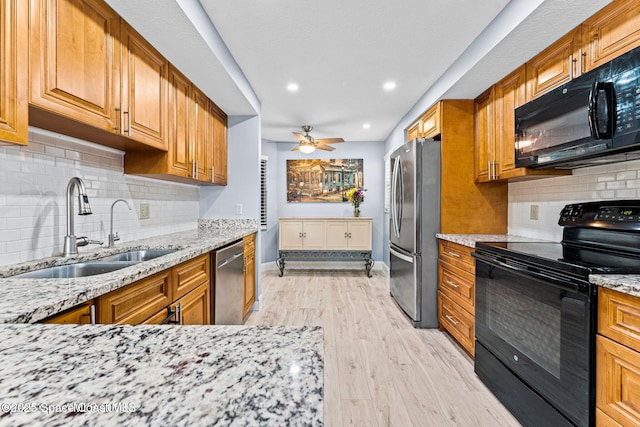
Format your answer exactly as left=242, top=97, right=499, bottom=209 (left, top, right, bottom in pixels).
left=13, top=249, right=178, bottom=279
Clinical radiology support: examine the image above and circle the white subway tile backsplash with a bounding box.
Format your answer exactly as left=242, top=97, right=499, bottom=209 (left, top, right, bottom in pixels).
left=0, top=128, right=200, bottom=266
left=510, top=160, right=640, bottom=239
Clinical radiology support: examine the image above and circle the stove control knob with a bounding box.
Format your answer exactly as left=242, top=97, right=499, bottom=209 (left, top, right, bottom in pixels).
left=571, top=208, right=582, bottom=218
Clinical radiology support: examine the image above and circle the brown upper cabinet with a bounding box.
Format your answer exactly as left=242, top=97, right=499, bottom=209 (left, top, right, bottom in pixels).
left=0, top=0, right=28, bottom=145
left=581, top=0, right=640, bottom=73
left=124, top=65, right=228, bottom=185
left=29, top=0, right=166, bottom=150
left=526, top=29, right=582, bottom=100
left=406, top=103, right=441, bottom=141
left=476, top=67, right=570, bottom=182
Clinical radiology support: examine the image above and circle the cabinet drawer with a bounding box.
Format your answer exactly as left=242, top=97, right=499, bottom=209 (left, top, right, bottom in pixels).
left=439, top=240, right=475, bottom=274
left=173, top=253, right=210, bottom=300
left=596, top=335, right=640, bottom=426
left=41, top=301, right=94, bottom=324
left=98, top=270, right=172, bottom=324
left=597, top=408, right=624, bottom=427
left=599, top=287, right=640, bottom=353
left=438, top=290, right=474, bottom=355
left=438, top=260, right=474, bottom=313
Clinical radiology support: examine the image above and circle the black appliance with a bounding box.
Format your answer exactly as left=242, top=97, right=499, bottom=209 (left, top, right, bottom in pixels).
left=473, top=200, right=640, bottom=427
left=515, top=45, right=640, bottom=169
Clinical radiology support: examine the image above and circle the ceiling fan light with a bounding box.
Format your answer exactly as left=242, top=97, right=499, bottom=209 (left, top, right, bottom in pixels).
left=299, top=143, right=315, bottom=154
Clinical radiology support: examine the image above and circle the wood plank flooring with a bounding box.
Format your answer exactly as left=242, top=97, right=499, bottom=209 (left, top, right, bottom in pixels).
left=245, top=269, right=521, bottom=427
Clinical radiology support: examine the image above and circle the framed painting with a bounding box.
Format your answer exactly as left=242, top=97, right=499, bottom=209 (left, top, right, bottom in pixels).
left=286, top=159, right=363, bottom=202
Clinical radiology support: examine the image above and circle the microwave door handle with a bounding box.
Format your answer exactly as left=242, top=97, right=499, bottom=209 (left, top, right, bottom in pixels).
left=588, top=82, right=615, bottom=139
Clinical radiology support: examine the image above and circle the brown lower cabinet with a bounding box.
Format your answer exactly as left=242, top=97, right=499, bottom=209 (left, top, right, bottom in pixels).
left=41, top=300, right=95, bottom=324
left=596, top=287, right=640, bottom=426
left=42, top=253, right=211, bottom=325
left=243, top=233, right=256, bottom=318
left=437, top=240, right=476, bottom=356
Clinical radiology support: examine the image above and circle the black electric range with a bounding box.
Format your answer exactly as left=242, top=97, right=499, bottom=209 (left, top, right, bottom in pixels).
left=473, top=200, right=640, bottom=427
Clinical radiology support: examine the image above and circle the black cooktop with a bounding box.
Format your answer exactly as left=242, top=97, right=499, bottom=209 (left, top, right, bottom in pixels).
left=476, top=241, right=640, bottom=279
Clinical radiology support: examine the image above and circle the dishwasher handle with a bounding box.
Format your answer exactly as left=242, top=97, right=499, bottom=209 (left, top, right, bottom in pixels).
left=218, top=252, right=244, bottom=268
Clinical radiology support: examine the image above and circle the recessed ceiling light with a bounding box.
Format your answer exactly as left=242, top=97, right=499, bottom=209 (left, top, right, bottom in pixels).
left=287, top=83, right=299, bottom=92
left=383, top=81, right=396, bottom=91
left=362, top=123, right=371, bottom=129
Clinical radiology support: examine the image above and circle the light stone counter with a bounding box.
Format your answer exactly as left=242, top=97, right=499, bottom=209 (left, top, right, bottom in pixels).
left=0, top=324, right=323, bottom=426
left=0, top=219, right=258, bottom=324
left=589, top=275, right=640, bottom=298
left=435, top=233, right=550, bottom=248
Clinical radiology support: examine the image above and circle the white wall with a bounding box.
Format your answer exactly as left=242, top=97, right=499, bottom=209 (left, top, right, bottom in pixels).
left=261, top=140, right=386, bottom=263
left=509, top=159, right=640, bottom=241
left=0, top=128, right=200, bottom=266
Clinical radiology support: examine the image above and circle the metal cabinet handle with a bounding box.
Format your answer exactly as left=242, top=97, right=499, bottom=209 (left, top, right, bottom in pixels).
left=579, top=48, right=584, bottom=75
left=123, top=111, right=130, bottom=135
left=493, top=161, right=498, bottom=180
left=447, top=251, right=461, bottom=258
left=303, top=232, right=307, bottom=238
left=445, top=280, right=459, bottom=289
left=195, top=160, right=199, bottom=180
left=114, top=108, right=121, bottom=132
left=445, top=315, right=460, bottom=326
left=569, top=53, right=574, bottom=80
left=177, top=302, right=183, bottom=325
left=487, top=160, right=491, bottom=179
left=211, top=166, right=215, bottom=183
left=348, top=232, right=352, bottom=238
left=90, top=304, right=96, bottom=325
left=344, top=232, right=348, bottom=238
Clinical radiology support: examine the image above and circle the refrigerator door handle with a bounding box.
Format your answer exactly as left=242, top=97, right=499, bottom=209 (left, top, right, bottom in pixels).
left=390, top=246, right=414, bottom=263
left=391, top=156, right=402, bottom=238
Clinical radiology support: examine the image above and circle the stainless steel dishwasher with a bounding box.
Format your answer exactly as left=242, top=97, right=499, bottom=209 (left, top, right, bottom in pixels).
left=213, top=239, right=245, bottom=325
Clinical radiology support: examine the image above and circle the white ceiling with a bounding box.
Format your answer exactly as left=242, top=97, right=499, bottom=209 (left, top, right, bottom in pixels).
left=106, top=0, right=611, bottom=143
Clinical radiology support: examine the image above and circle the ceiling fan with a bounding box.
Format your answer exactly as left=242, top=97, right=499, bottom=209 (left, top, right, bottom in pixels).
left=291, top=125, right=344, bottom=153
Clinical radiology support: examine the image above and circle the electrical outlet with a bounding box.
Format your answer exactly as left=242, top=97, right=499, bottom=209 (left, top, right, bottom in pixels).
left=530, top=204, right=539, bottom=220
left=235, top=203, right=243, bottom=215
left=139, top=203, right=150, bottom=220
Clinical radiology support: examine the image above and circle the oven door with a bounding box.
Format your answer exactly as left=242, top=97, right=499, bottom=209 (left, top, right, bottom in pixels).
left=474, top=253, right=595, bottom=427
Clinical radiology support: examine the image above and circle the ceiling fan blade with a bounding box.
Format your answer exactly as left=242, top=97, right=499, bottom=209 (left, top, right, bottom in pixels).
left=291, top=145, right=301, bottom=151
left=315, top=138, right=344, bottom=144
left=292, top=132, right=310, bottom=142
left=315, top=144, right=336, bottom=151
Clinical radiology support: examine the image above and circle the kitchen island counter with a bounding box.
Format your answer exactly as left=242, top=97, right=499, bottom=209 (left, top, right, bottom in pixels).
left=0, top=323, right=323, bottom=426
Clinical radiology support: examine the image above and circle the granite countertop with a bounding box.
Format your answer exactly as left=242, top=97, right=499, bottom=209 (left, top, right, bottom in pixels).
left=589, top=275, right=640, bottom=298
left=435, top=233, right=551, bottom=248
left=0, top=324, right=323, bottom=426
left=0, top=219, right=258, bottom=324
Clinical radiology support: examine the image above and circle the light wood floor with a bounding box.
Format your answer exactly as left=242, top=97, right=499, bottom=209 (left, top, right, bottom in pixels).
left=245, top=269, right=521, bottom=427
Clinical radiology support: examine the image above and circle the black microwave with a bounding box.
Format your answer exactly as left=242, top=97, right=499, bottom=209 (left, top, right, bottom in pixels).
left=515, top=46, right=640, bottom=169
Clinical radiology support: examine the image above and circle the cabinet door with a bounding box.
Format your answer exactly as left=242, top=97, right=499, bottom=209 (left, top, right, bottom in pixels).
left=347, top=220, right=372, bottom=250
left=120, top=22, right=167, bottom=149
left=41, top=301, right=95, bottom=324
left=474, top=87, right=494, bottom=182
left=325, top=221, right=348, bottom=249
left=420, top=104, right=440, bottom=139
left=29, top=0, right=120, bottom=132
left=582, top=0, right=640, bottom=73
left=178, top=282, right=210, bottom=325
left=242, top=247, right=256, bottom=317
left=193, top=86, right=212, bottom=183
left=279, top=220, right=303, bottom=249
left=0, top=0, right=27, bottom=145
left=406, top=121, right=420, bottom=141
left=210, top=102, right=228, bottom=185
left=302, top=221, right=325, bottom=249
left=166, top=65, right=191, bottom=178
left=525, top=29, right=579, bottom=100
left=495, top=66, right=526, bottom=176
left=97, top=269, right=172, bottom=324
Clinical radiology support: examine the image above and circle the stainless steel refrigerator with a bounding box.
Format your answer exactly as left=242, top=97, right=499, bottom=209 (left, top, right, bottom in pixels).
left=389, top=138, right=440, bottom=328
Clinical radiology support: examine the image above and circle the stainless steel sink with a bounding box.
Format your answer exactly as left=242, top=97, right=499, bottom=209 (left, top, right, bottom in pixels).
left=13, top=261, right=139, bottom=279
left=98, top=249, right=178, bottom=262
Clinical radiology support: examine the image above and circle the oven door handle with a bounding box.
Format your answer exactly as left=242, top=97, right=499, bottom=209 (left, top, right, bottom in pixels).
left=473, top=252, right=589, bottom=294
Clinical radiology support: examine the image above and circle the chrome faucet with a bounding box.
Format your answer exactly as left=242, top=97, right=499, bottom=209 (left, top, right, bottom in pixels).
left=108, top=199, right=132, bottom=248
left=63, top=177, right=102, bottom=257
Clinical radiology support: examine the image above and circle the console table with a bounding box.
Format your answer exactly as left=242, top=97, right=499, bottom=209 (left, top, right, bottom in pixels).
left=277, top=217, right=374, bottom=277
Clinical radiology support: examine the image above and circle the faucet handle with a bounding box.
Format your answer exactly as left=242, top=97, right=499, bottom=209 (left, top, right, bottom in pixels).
left=77, top=237, right=103, bottom=247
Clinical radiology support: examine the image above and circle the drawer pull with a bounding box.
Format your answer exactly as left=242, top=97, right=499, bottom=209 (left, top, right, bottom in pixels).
left=445, top=314, right=460, bottom=326
left=447, top=251, right=461, bottom=258
left=445, top=280, right=459, bottom=289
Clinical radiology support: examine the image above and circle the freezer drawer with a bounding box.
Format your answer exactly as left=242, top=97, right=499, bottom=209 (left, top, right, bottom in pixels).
left=389, top=245, right=419, bottom=323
